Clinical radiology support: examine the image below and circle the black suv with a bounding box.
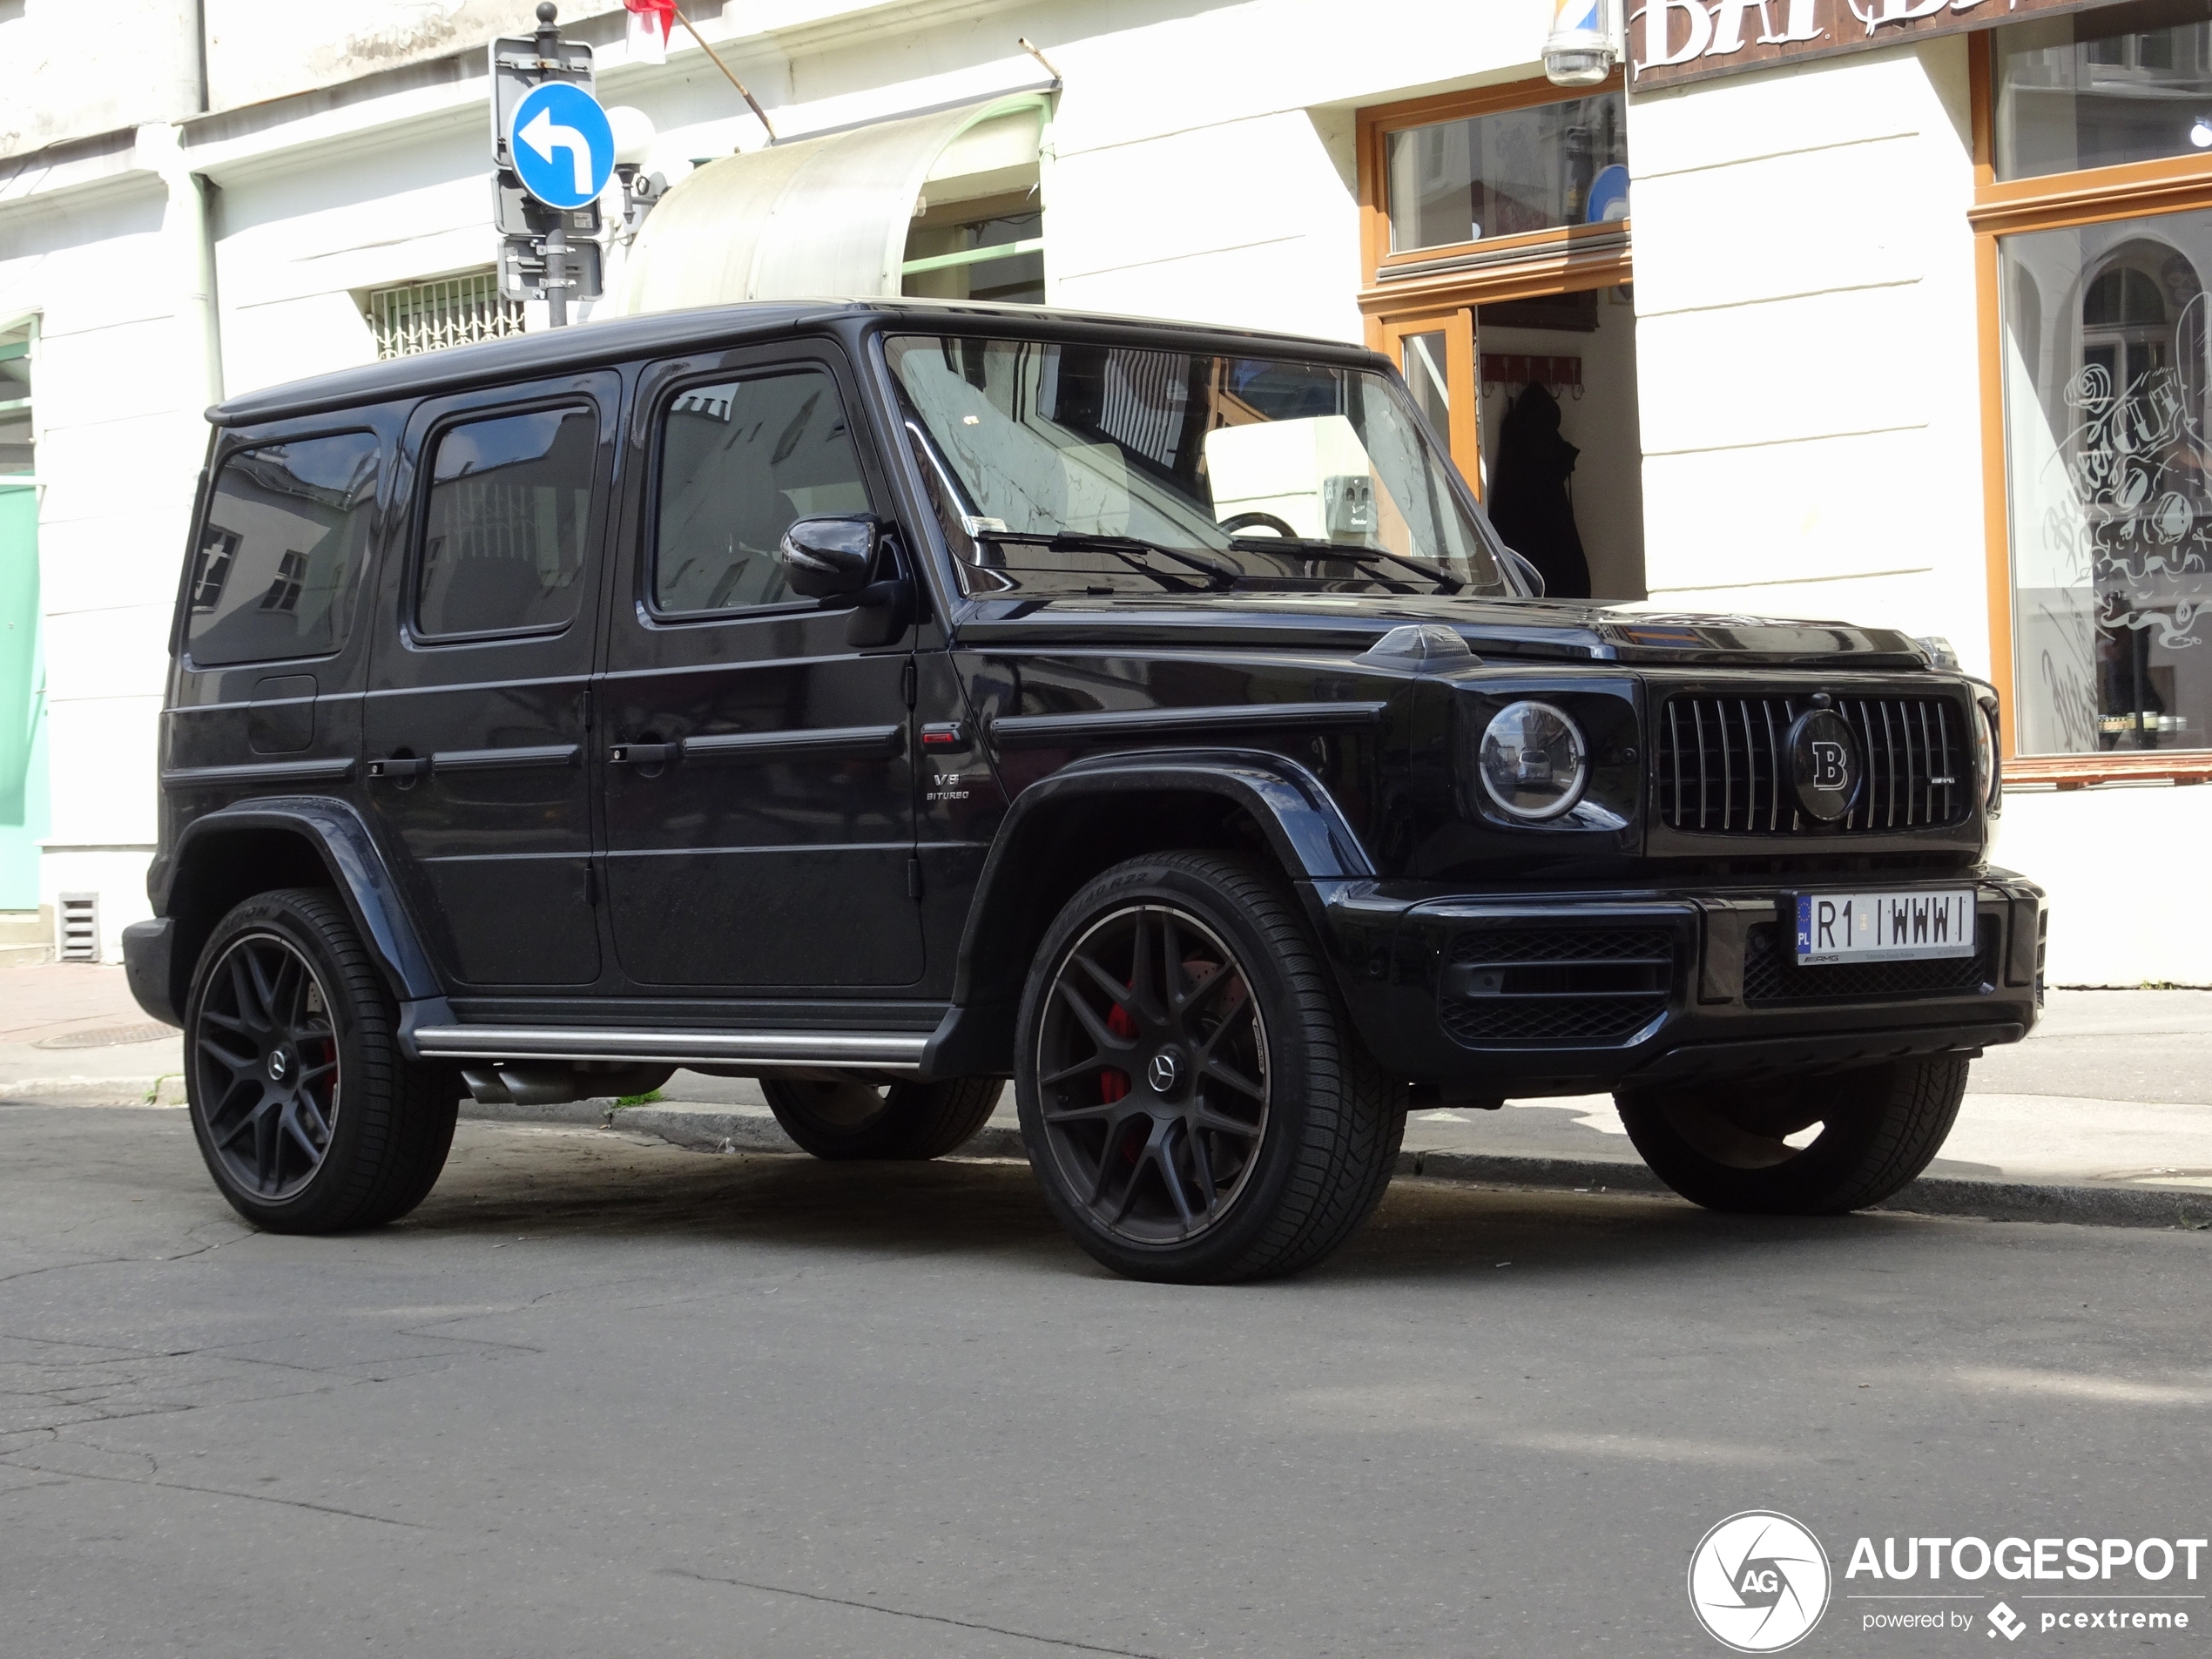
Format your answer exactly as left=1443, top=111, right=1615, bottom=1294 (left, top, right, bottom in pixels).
left=123, top=300, right=2042, bottom=1283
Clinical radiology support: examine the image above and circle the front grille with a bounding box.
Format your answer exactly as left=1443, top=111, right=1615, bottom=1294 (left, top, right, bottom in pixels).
left=1742, top=917, right=1997, bottom=1004
left=1439, top=928, right=1675, bottom=1048
left=1656, top=693, right=1968, bottom=834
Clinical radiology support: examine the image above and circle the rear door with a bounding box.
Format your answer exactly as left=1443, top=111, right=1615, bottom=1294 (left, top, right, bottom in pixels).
left=600, top=344, right=922, bottom=989
left=361, top=372, right=618, bottom=989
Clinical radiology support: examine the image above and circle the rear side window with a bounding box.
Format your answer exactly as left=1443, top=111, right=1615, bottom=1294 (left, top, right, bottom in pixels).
left=416, top=405, right=596, bottom=638
left=654, top=368, right=871, bottom=615
left=187, top=432, right=379, bottom=666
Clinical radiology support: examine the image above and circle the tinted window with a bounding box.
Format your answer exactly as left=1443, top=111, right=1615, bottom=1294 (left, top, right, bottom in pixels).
left=187, top=432, right=379, bottom=666
left=654, top=369, right=871, bottom=615
left=416, top=406, right=596, bottom=638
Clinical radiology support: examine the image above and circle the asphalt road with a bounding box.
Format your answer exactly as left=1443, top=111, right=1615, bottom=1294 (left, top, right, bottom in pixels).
left=3, top=1107, right=2209, bottom=1658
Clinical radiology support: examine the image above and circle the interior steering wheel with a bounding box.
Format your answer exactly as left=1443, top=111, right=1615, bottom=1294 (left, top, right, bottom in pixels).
left=1218, top=511, right=1300, bottom=538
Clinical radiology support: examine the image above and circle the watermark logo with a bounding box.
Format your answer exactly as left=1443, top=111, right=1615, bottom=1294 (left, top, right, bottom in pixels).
left=1988, top=1602, right=2027, bottom=1642
left=1689, top=1511, right=1832, bottom=1652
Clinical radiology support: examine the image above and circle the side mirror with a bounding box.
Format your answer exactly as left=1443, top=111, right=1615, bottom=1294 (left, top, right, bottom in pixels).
left=1498, top=545, right=1547, bottom=598
left=779, top=516, right=879, bottom=599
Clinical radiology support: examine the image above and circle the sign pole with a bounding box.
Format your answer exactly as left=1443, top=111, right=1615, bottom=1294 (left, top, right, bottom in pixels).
left=543, top=222, right=570, bottom=328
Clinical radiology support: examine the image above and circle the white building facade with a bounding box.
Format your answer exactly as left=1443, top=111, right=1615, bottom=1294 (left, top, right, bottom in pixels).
left=0, top=0, right=2201, bottom=981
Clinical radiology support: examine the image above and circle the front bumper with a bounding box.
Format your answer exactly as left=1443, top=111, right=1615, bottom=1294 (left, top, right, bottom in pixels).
left=1317, top=872, right=2045, bottom=1096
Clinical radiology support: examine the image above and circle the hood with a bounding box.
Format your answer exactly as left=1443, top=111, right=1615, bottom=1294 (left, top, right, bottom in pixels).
left=951, top=590, right=1932, bottom=670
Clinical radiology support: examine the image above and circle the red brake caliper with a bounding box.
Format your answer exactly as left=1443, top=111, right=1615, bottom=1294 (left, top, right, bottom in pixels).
left=1098, top=999, right=1139, bottom=1103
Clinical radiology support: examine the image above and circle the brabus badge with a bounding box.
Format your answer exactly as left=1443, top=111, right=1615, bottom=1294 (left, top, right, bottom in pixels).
left=1787, top=707, right=1860, bottom=823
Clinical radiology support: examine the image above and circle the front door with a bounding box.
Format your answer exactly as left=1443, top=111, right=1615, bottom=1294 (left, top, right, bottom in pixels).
left=600, top=347, right=922, bottom=989
left=362, top=373, right=617, bottom=988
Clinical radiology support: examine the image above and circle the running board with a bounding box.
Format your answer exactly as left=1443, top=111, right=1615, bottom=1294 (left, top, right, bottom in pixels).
left=408, top=1024, right=930, bottom=1072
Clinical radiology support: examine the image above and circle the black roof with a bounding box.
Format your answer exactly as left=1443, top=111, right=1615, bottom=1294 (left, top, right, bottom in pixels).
left=208, top=298, right=1389, bottom=428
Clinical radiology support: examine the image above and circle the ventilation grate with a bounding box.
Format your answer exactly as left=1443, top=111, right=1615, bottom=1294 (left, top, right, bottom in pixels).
left=1438, top=928, right=1676, bottom=1048
left=57, top=893, right=98, bottom=961
left=1742, top=918, right=1997, bottom=1004
left=367, top=270, right=525, bottom=361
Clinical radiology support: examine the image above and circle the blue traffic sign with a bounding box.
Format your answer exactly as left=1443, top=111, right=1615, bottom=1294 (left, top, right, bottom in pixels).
left=509, top=81, right=615, bottom=211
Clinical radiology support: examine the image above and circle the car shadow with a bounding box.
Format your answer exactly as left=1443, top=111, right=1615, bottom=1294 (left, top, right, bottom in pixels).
left=390, top=1123, right=1973, bottom=1286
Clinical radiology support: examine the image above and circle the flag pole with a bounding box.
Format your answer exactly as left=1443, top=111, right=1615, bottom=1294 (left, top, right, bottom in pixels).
left=669, top=4, right=778, bottom=142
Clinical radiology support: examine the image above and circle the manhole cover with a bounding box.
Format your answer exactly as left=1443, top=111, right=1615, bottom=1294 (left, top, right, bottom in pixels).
left=37, top=1022, right=178, bottom=1050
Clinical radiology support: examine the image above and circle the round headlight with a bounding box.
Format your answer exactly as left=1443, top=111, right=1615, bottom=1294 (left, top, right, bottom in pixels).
left=1479, top=700, right=1588, bottom=821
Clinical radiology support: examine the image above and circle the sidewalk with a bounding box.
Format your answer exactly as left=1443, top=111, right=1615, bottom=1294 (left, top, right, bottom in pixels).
left=7, top=961, right=2209, bottom=1227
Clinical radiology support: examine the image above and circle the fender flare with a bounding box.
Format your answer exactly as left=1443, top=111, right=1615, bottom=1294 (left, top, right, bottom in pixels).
left=154, top=797, right=444, bottom=1011
left=925, top=748, right=1376, bottom=1076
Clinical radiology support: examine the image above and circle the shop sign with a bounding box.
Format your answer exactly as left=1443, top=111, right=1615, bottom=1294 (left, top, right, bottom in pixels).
left=1631, top=0, right=2112, bottom=91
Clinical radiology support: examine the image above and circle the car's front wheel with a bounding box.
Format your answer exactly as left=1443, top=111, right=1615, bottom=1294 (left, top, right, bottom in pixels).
left=185, top=887, right=459, bottom=1232
left=1015, top=853, right=1403, bottom=1284
left=1615, top=1055, right=1969, bottom=1214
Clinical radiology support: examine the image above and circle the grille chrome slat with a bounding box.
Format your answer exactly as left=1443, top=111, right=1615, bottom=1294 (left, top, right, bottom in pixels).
left=1654, top=691, right=1969, bottom=836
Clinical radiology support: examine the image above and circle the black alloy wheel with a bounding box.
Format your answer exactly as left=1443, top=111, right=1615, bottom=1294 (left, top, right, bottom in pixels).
left=1030, top=901, right=1270, bottom=1246
left=185, top=888, right=459, bottom=1232
left=194, top=930, right=341, bottom=1202
left=1615, top=1055, right=1970, bottom=1214
left=1016, top=853, right=1403, bottom=1284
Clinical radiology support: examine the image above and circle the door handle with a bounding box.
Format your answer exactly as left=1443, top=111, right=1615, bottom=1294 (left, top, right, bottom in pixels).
left=609, top=742, right=678, bottom=765
left=367, top=756, right=430, bottom=781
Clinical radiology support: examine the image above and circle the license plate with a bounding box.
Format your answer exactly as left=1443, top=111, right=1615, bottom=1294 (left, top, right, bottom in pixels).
left=1792, top=890, right=1976, bottom=965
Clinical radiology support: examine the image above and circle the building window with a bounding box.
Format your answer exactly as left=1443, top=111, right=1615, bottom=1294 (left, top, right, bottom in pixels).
left=366, top=271, right=525, bottom=361
left=0, top=320, right=30, bottom=478
left=1994, top=0, right=2212, bottom=182
left=1383, top=90, right=1626, bottom=255
left=1357, top=78, right=1643, bottom=604
left=1982, top=10, right=2212, bottom=774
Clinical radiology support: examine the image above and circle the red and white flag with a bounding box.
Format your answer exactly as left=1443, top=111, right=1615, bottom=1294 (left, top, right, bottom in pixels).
left=625, top=0, right=676, bottom=65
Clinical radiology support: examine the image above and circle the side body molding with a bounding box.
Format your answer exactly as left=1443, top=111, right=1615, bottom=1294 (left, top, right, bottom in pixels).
left=151, top=797, right=447, bottom=1018
left=923, top=748, right=1377, bottom=1077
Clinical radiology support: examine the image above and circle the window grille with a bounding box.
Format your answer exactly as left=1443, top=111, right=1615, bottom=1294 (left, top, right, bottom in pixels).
left=367, top=271, right=525, bottom=361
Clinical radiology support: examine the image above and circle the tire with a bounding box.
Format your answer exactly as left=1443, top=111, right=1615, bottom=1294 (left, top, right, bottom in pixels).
left=1015, top=852, right=1404, bottom=1285
left=761, top=1076, right=1004, bottom=1160
left=1615, top=1055, right=1969, bottom=1215
left=184, top=887, right=460, bottom=1232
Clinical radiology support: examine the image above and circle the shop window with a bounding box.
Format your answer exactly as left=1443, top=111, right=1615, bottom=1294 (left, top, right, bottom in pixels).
left=1995, top=0, right=2212, bottom=181
left=1384, top=91, right=1626, bottom=255
left=1999, top=221, right=2212, bottom=754
left=187, top=433, right=379, bottom=666
left=652, top=369, right=871, bottom=615
left=0, top=320, right=29, bottom=477
left=415, top=408, right=593, bottom=639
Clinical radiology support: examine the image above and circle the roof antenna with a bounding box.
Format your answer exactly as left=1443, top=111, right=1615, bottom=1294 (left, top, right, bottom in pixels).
left=1017, top=37, right=1064, bottom=84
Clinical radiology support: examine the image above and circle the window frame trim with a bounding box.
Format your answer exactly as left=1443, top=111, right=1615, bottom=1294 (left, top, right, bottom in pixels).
left=407, top=395, right=605, bottom=648
left=1971, top=31, right=2212, bottom=781
left=637, top=354, right=885, bottom=628
left=181, top=425, right=382, bottom=671
left=1357, top=71, right=1632, bottom=306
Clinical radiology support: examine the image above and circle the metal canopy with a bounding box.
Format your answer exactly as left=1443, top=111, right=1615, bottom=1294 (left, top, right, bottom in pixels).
left=620, top=93, right=1049, bottom=314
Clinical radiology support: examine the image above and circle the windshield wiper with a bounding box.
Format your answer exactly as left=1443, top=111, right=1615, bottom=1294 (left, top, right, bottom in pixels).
left=1229, top=536, right=1464, bottom=595
left=976, top=529, right=1240, bottom=591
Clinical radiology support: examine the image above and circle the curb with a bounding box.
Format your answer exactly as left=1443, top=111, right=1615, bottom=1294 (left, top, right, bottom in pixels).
left=0, top=1076, right=184, bottom=1107
left=456, top=1102, right=2212, bottom=1233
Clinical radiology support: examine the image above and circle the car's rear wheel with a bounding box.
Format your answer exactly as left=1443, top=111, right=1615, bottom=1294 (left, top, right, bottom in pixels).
left=185, top=887, right=458, bottom=1232
left=1015, top=852, right=1402, bottom=1284
left=761, top=1076, right=1003, bottom=1160
left=1615, top=1055, right=1969, bottom=1214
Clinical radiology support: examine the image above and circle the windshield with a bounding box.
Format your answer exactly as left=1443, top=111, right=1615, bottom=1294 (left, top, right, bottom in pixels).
left=885, top=334, right=1506, bottom=597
